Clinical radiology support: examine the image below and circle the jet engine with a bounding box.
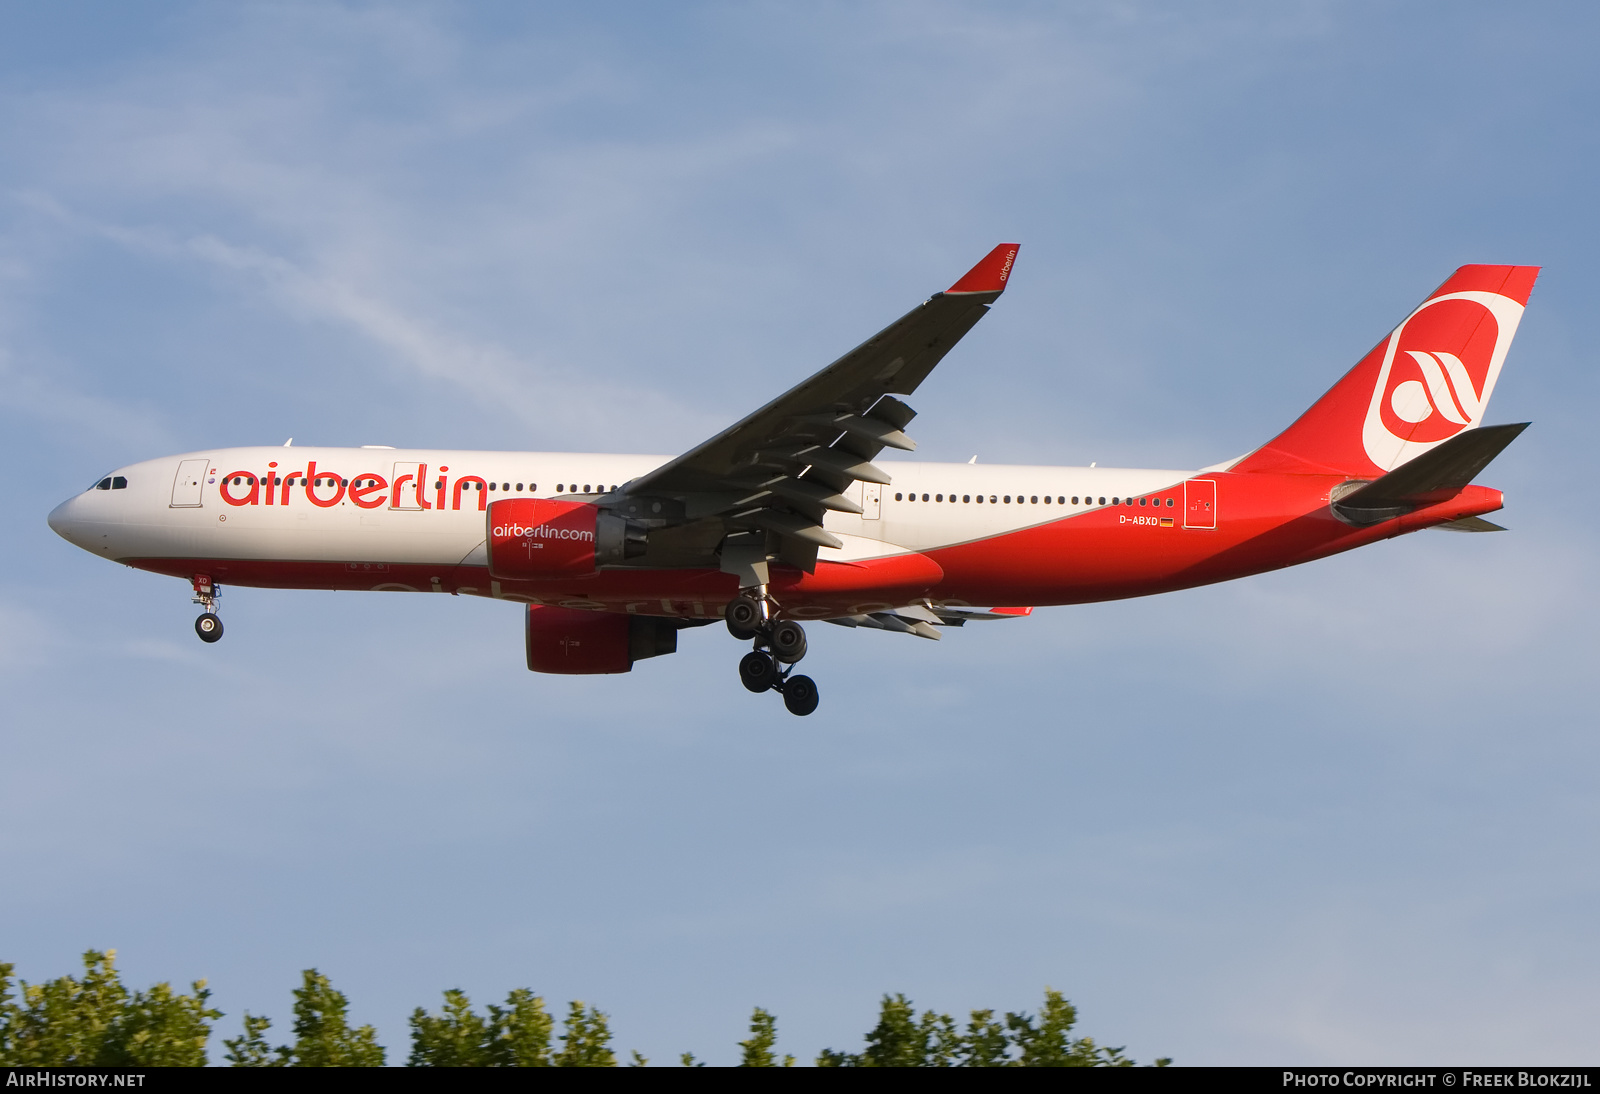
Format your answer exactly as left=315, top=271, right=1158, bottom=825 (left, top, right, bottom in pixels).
left=524, top=604, right=681, bottom=674
left=487, top=498, right=647, bottom=579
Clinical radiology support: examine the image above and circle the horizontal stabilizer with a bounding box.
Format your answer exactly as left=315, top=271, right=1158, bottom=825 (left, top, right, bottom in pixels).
left=1433, top=515, right=1507, bottom=532
left=1333, top=422, right=1527, bottom=525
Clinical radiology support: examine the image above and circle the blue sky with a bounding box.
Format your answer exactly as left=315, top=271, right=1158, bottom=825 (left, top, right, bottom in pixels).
left=2, top=1, right=1597, bottom=1065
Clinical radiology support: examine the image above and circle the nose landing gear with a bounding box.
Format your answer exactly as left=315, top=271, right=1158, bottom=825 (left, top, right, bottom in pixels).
left=728, top=591, right=819, bottom=716
left=192, top=574, right=224, bottom=644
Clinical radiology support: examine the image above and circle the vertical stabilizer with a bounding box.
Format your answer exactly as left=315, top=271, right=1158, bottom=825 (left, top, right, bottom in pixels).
left=1233, top=265, right=1539, bottom=476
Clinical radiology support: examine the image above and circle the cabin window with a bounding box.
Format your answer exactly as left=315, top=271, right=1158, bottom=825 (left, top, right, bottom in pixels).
left=895, top=493, right=902, bottom=501
left=935, top=494, right=943, bottom=502
left=1043, top=496, right=1051, bottom=504
left=1139, top=497, right=1147, bottom=506
left=963, top=495, right=971, bottom=503
left=1031, top=495, right=1038, bottom=504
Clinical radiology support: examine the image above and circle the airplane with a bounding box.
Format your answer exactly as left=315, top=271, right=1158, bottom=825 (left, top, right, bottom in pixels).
left=48, top=246, right=1537, bottom=716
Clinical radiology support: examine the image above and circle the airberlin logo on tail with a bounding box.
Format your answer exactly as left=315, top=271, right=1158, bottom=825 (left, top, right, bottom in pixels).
left=1362, top=290, right=1525, bottom=471
left=1389, top=350, right=1484, bottom=427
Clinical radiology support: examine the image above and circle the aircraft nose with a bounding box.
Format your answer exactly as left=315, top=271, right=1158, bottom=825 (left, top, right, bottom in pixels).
left=48, top=496, right=84, bottom=542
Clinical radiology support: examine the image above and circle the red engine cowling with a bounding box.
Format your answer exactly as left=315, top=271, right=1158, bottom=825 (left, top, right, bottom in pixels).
left=525, top=605, right=681, bottom=675
left=489, top=499, right=599, bottom=578
left=488, top=498, right=648, bottom=579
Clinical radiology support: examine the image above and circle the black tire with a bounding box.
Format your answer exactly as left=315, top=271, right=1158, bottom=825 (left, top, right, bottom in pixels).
left=195, top=613, right=223, bottom=643
left=726, top=595, right=762, bottom=639
left=739, top=650, right=779, bottom=693
left=782, top=674, right=819, bottom=716
left=769, top=620, right=807, bottom=663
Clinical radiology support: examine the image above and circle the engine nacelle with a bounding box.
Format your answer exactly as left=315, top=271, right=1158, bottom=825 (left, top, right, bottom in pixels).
left=487, top=498, right=647, bottom=579
left=524, top=605, right=680, bottom=674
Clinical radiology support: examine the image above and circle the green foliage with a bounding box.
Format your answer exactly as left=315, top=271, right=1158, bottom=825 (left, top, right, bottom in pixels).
left=6, top=950, right=1167, bottom=1068
left=553, top=1001, right=616, bottom=1066
left=286, top=969, right=385, bottom=1066
left=223, top=969, right=384, bottom=1066
left=490, top=987, right=556, bottom=1066
left=408, top=986, right=553, bottom=1066
left=860, top=993, right=925, bottom=1067
left=222, top=1013, right=285, bottom=1066
left=962, top=1008, right=1009, bottom=1066
left=814, top=987, right=1162, bottom=1067
left=0, top=950, right=219, bottom=1067
left=737, top=1007, right=793, bottom=1067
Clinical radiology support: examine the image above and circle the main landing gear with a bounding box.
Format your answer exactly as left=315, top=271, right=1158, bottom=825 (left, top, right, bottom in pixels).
left=728, top=592, right=818, bottom=716
left=191, top=574, right=224, bottom=644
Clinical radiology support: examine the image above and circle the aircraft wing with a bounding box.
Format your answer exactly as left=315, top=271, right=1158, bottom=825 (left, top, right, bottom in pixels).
left=622, top=244, right=1019, bottom=573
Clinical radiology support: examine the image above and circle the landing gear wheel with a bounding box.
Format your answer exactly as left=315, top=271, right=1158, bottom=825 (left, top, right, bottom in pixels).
left=739, top=650, right=780, bottom=693
left=195, top=613, right=224, bottom=643
left=726, top=595, right=763, bottom=639
left=769, top=620, right=807, bottom=664
left=781, top=674, right=819, bottom=716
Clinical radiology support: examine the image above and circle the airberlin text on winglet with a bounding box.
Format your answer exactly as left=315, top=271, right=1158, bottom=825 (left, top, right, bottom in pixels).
left=945, top=243, right=1020, bottom=294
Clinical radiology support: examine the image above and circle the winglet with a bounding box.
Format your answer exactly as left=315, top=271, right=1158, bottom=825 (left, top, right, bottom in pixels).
left=947, top=244, right=1020, bottom=295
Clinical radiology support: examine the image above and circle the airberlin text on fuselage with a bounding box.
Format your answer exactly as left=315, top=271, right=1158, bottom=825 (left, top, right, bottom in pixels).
left=213, top=461, right=488, bottom=512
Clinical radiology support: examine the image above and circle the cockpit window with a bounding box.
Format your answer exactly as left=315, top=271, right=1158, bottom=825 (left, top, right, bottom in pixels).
left=111, top=477, right=128, bottom=489
left=92, top=477, right=112, bottom=491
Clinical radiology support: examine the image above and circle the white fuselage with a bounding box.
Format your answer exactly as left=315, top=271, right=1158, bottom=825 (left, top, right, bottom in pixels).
left=49, top=445, right=1199, bottom=570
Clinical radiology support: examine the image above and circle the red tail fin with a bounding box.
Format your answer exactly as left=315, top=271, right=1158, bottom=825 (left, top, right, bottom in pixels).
left=1233, top=265, right=1540, bottom=476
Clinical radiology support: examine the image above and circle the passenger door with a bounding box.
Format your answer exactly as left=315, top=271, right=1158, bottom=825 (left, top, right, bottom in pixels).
left=170, top=460, right=209, bottom=507
left=1184, top=479, right=1216, bottom=529
left=390, top=462, right=423, bottom=510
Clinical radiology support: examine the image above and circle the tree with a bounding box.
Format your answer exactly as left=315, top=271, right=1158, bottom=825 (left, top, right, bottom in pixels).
left=223, top=969, right=384, bottom=1066
left=737, top=1007, right=793, bottom=1067
left=408, top=986, right=554, bottom=1066
left=0, top=950, right=219, bottom=1067
left=552, top=1001, right=615, bottom=1067
left=961, top=1008, right=1009, bottom=1067
left=815, top=988, right=1169, bottom=1067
